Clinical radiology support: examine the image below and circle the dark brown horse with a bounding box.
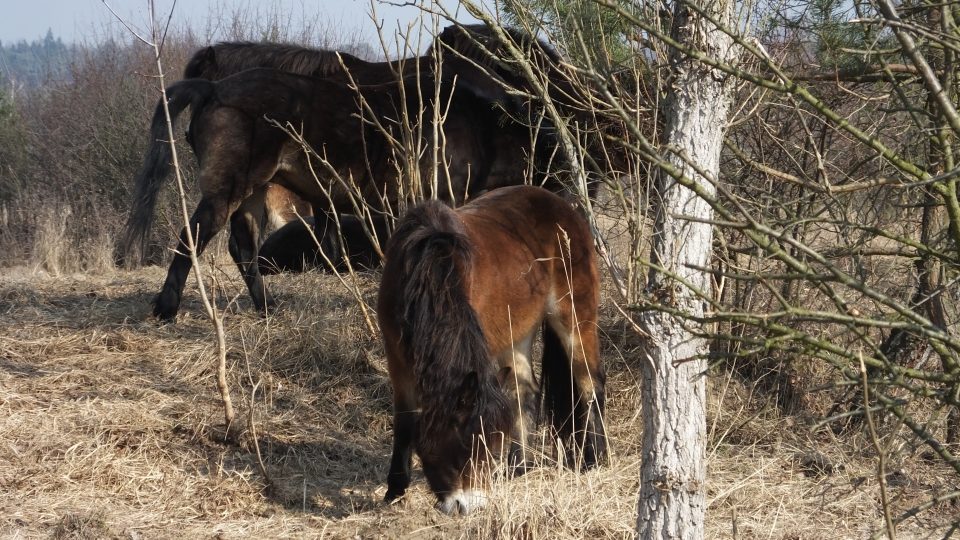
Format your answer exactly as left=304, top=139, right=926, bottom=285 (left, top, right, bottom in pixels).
left=118, top=38, right=484, bottom=271
left=182, top=41, right=406, bottom=275
left=178, top=39, right=493, bottom=276
left=229, top=29, right=576, bottom=272
left=124, top=60, right=532, bottom=321
left=121, top=26, right=598, bottom=320
left=378, top=185, right=606, bottom=514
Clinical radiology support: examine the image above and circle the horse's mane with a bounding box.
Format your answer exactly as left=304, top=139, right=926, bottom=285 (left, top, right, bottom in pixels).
left=183, top=41, right=367, bottom=80
left=386, top=200, right=511, bottom=446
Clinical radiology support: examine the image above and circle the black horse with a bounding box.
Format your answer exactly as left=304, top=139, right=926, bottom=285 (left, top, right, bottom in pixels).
left=182, top=40, right=369, bottom=81
left=121, top=25, right=609, bottom=320
left=124, top=58, right=539, bottom=321
left=208, top=29, right=585, bottom=274
left=257, top=213, right=389, bottom=275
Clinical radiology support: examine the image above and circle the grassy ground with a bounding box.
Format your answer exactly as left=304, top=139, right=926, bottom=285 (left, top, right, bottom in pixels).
left=0, top=262, right=957, bottom=539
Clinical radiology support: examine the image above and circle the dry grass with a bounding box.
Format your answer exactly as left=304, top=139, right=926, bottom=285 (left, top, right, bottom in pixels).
left=0, top=259, right=957, bottom=539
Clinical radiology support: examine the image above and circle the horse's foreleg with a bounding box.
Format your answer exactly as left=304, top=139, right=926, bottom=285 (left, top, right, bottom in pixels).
left=154, top=197, right=228, bottom=321
left=385, top=343, right=418, bottom=503
left=385, top=406, right=417, bottom=503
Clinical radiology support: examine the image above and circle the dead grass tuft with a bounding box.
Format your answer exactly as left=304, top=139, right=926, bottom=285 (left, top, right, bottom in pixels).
left=51, top=511, right=111, bottom=540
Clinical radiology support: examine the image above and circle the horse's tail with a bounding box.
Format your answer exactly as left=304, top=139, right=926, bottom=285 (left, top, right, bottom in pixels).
left=118, top=79, right=215, bottom=267
left=386, top=201, right=507, bottom=418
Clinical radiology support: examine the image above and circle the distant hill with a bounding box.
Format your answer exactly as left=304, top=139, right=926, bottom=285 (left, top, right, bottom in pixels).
left=0, top=29, right=75, bottom=87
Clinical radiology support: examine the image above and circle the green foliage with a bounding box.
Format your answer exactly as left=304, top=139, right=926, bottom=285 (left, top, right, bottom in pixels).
left=809, top=0, right=864, bottom=69
left=779, top=0, right=899, bottom=72
left=497, top=0, right=639, bottom=71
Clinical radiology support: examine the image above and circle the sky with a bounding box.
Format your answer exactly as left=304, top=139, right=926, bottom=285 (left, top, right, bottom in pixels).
left=0, top=0, right=496, bottom=49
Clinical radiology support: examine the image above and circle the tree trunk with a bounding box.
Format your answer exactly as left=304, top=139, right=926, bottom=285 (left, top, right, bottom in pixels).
left=636, top=0, right=737, bottom=537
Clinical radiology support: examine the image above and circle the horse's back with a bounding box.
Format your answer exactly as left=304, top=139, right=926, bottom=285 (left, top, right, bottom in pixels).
left=459, top=186, right=598, bottom=348
left=460, top=186, right=594, bottom=268
left=211, top=68, right=334, bottom=111
left=184, top=41, right=368, bottom=81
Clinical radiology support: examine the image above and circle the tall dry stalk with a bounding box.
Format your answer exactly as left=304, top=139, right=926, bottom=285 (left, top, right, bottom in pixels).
left=104, top=0, right=236, bottom=434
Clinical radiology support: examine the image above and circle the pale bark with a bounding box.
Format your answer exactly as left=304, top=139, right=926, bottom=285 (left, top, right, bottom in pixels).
left=636, top=0, right=737, bottom=537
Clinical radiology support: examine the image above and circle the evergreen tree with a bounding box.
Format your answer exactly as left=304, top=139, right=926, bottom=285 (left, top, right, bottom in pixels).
left=497, top=0, right=638, bottom=71
left=0, top=29, right=73, bottom=87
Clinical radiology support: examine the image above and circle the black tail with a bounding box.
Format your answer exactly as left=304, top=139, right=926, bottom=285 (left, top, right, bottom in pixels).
left=387, top=201, right=509, bottom=424
left=118, top=79, right=215, bottom=267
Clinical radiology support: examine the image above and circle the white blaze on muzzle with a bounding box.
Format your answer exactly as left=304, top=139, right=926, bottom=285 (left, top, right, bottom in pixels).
left=437, top=489, right=487, bottom=515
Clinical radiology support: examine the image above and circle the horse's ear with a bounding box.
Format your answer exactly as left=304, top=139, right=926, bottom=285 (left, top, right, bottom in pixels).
left=201, top=46, right=216, bottom=65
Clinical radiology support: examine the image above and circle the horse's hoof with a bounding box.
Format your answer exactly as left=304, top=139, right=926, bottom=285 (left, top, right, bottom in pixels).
left=252, top=291, right=278, bottom=318
left=152, top=292, right=180, bottom=322
left=384, top=488, right=406, bottom=503
left=153, top=309, right=177, bottom=324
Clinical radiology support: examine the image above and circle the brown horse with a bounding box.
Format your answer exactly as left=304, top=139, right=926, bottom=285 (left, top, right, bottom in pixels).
left=258, top=182, right=314, bottom=235
left=378, top=185, right=606, bottom=514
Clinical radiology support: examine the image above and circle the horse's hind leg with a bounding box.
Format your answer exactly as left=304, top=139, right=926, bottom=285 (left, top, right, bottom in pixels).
left=154, top=195, right=233, bottom=321
left=543, top=310, right=607, bottom=470
left=497, top=331, right=538, bottom=475
left=229, top=193, right=274, bottom=314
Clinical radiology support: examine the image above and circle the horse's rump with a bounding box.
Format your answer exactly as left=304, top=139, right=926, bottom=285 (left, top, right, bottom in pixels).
left=119, top=78, right=217, bottom=267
